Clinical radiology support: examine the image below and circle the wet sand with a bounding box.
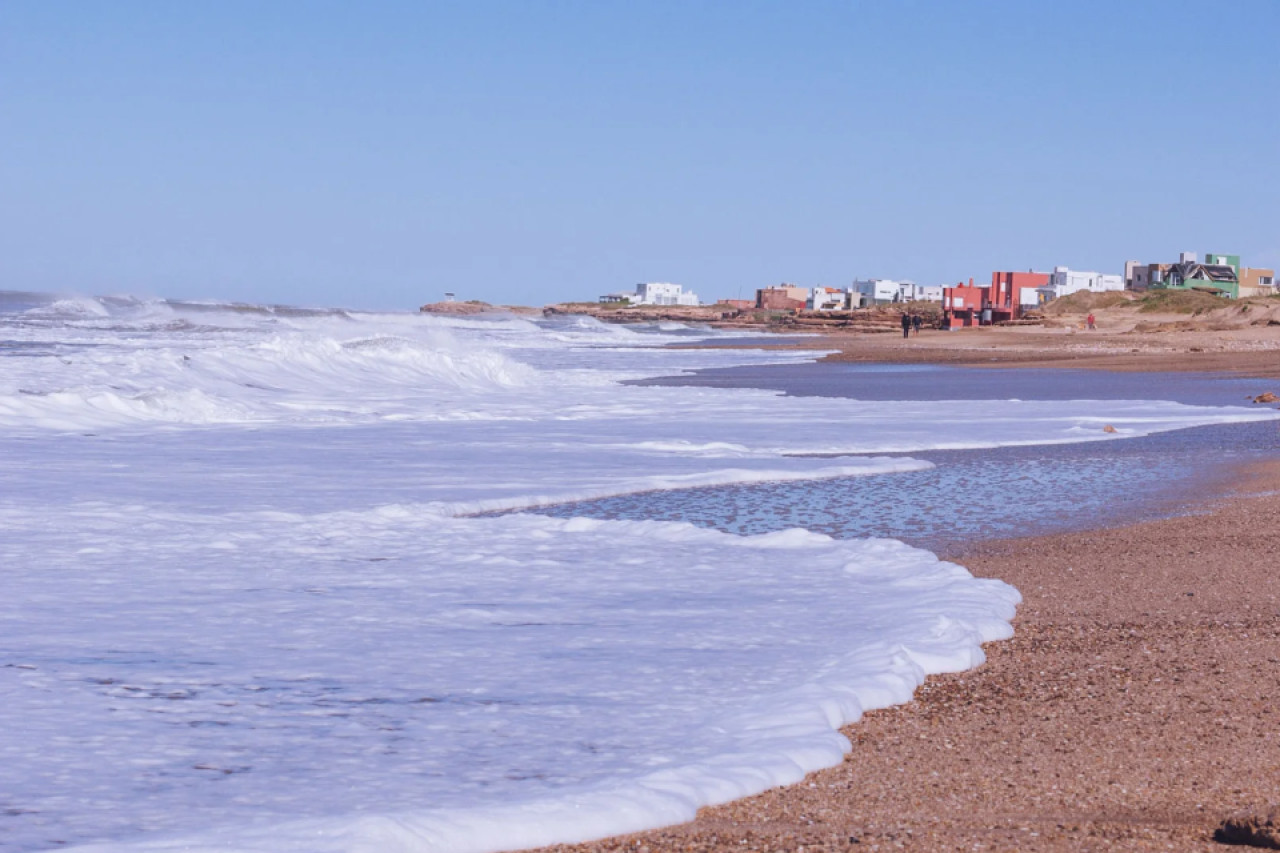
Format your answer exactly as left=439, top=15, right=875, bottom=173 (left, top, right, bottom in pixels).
left=536, top=459, right=1280, bottom=852
left=785, top=325, right=1280, bottom=379
left=668, top=319, right=1280, bottom=378
left=532, top=337, right=1280, bottom=852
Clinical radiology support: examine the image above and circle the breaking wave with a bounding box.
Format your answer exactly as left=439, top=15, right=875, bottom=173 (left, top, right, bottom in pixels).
left=0, top=298, right=561, bottom=429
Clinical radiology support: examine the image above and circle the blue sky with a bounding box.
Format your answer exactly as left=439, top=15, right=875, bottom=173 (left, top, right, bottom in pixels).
left=2, top=1, right=1277, bottom=310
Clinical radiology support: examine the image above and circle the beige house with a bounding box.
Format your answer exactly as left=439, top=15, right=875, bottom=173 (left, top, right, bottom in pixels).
left=756, top=284, right=810, bottom=311
left=1238, top=267, right=1276, bottom=298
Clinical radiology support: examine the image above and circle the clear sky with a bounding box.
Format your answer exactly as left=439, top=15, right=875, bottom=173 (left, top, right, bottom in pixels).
left=2, top=1, right=1277, bottom=311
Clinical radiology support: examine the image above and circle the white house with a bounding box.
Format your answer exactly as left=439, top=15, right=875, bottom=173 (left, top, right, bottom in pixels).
left=1038, top=267, right=1124, bottom=301
left=848, top=279, right=940, bottom=306
left=633, top=282, right=701, bottom=306
left=851, top=279, right=903, bottom=305
left=895, top=281, right=944, bottom=302
left=808, top=287, right=848, bottom=311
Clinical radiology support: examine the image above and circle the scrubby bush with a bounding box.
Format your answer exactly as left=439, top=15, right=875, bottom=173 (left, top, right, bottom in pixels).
left=1136, top=290, right=1228, bottom=315
left=900, top=300, right=943, bottom=320
left=1041, top=290, right=1136, bottom=314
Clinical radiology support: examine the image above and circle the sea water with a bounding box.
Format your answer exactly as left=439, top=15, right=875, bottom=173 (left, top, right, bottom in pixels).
left=549, top=365, right=1280, bottom=552
left=2, top=293, right=1275, bottom=853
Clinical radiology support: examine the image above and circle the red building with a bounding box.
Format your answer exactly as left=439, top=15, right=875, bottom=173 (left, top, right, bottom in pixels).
left=942, top=271, right=1050, bottom=328
left=992, top=271, right=1051, bottom=317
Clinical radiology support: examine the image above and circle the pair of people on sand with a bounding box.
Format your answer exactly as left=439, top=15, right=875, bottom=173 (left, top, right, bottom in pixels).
left=901, top=312, right=923, bottom=338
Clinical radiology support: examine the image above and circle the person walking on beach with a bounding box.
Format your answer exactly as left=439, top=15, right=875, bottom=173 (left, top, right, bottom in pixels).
left=900, top=311, right=911, bottom=339
left=1086, top=312, right=1097, bottom=331
left=911, top=313, right=922, bottom=336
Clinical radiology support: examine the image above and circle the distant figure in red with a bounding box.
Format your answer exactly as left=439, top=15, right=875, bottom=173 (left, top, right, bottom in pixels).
left=1086, top=312, right=1097, bottom=331
left=900, top=312, right=911, bottom=339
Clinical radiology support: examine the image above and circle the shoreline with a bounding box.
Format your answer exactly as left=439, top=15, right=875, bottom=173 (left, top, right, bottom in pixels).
left=556, top=293, right=1280, bottom=379
left=733, top=326, right=1280, bottom=380
left=537, top=458, right=1280, bottom=852
left=445, top=295, right=1280, bottom=381
left=529, top=344, right=1280, bottom=852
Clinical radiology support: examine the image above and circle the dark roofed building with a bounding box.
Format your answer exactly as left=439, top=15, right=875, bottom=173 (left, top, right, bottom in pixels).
left=1149, top=252, right=1241, bottom=298
left=1163, top=261, right=1238, bottom=296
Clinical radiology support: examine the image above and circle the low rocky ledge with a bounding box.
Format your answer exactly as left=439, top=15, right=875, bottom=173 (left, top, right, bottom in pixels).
left=419, top=301, right=540, bottom=316
left=421, top=300, right=949, bottom=333
left=542, top=303, right=742, bottom=324
left=541, top=302, right=936, bottom=332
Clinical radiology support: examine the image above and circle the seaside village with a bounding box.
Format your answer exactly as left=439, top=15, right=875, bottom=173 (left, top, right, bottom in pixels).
left=597, top=252, right=1276, bottom=330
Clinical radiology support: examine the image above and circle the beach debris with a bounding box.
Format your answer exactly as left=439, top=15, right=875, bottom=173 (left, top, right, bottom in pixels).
left=1250, top=392, right=1279, bottom=404
left=1214, top=807, right=1280, bottom=848
left=1102, top=425, right=1118, bottom=433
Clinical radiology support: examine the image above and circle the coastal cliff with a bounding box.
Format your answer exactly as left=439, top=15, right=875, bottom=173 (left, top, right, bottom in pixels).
left=541, top=302, right=921, bottom=333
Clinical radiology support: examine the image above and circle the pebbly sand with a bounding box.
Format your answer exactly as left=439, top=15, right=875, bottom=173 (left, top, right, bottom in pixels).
left=785, top=322, right=1280, bottom=379
left=533, top=325, right=1280, bottom=853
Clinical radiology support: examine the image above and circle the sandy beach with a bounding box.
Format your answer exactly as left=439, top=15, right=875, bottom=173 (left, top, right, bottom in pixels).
left=779, top=296, right=1280, bottom=381
left=535, top=324, right=1280, bottom=853
left=798, top=326, right=1280, bottom=380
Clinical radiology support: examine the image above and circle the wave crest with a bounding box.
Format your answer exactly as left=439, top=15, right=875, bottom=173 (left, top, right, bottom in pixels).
left=0, top=319, right=542, bottom=430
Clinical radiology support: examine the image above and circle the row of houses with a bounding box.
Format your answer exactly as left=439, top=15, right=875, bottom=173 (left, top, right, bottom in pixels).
left=598, top=252, right=1276, bottom=325
left=745, top=268, right=1123, bottom=321
left=747, top=252, right=1274, bottom=329
left=743, top=280, right=942, bottom=312
left=1123, top=253, right=1275, bottom=300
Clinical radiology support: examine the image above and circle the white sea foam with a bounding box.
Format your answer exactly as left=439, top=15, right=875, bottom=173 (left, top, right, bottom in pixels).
left=1, top=293, right=1276, bottom=853
left=7, top=508, right=1016, bottom=853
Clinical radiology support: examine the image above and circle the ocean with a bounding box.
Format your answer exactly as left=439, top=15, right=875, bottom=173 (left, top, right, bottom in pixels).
left=549, top=363, right=1280, bottom=552
left=2, top=291, right=1275, bottom=853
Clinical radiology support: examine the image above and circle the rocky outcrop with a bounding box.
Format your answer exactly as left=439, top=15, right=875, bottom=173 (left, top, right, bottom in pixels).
left=542, top=303, right=739, bottom=324
left=420, top=301, right=494, bottom=315
left=1215, top=807, right=1280, bottom=848
left=419, top=301, right=540, bottom=316
left=541, top=302, right=941, bottom=332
